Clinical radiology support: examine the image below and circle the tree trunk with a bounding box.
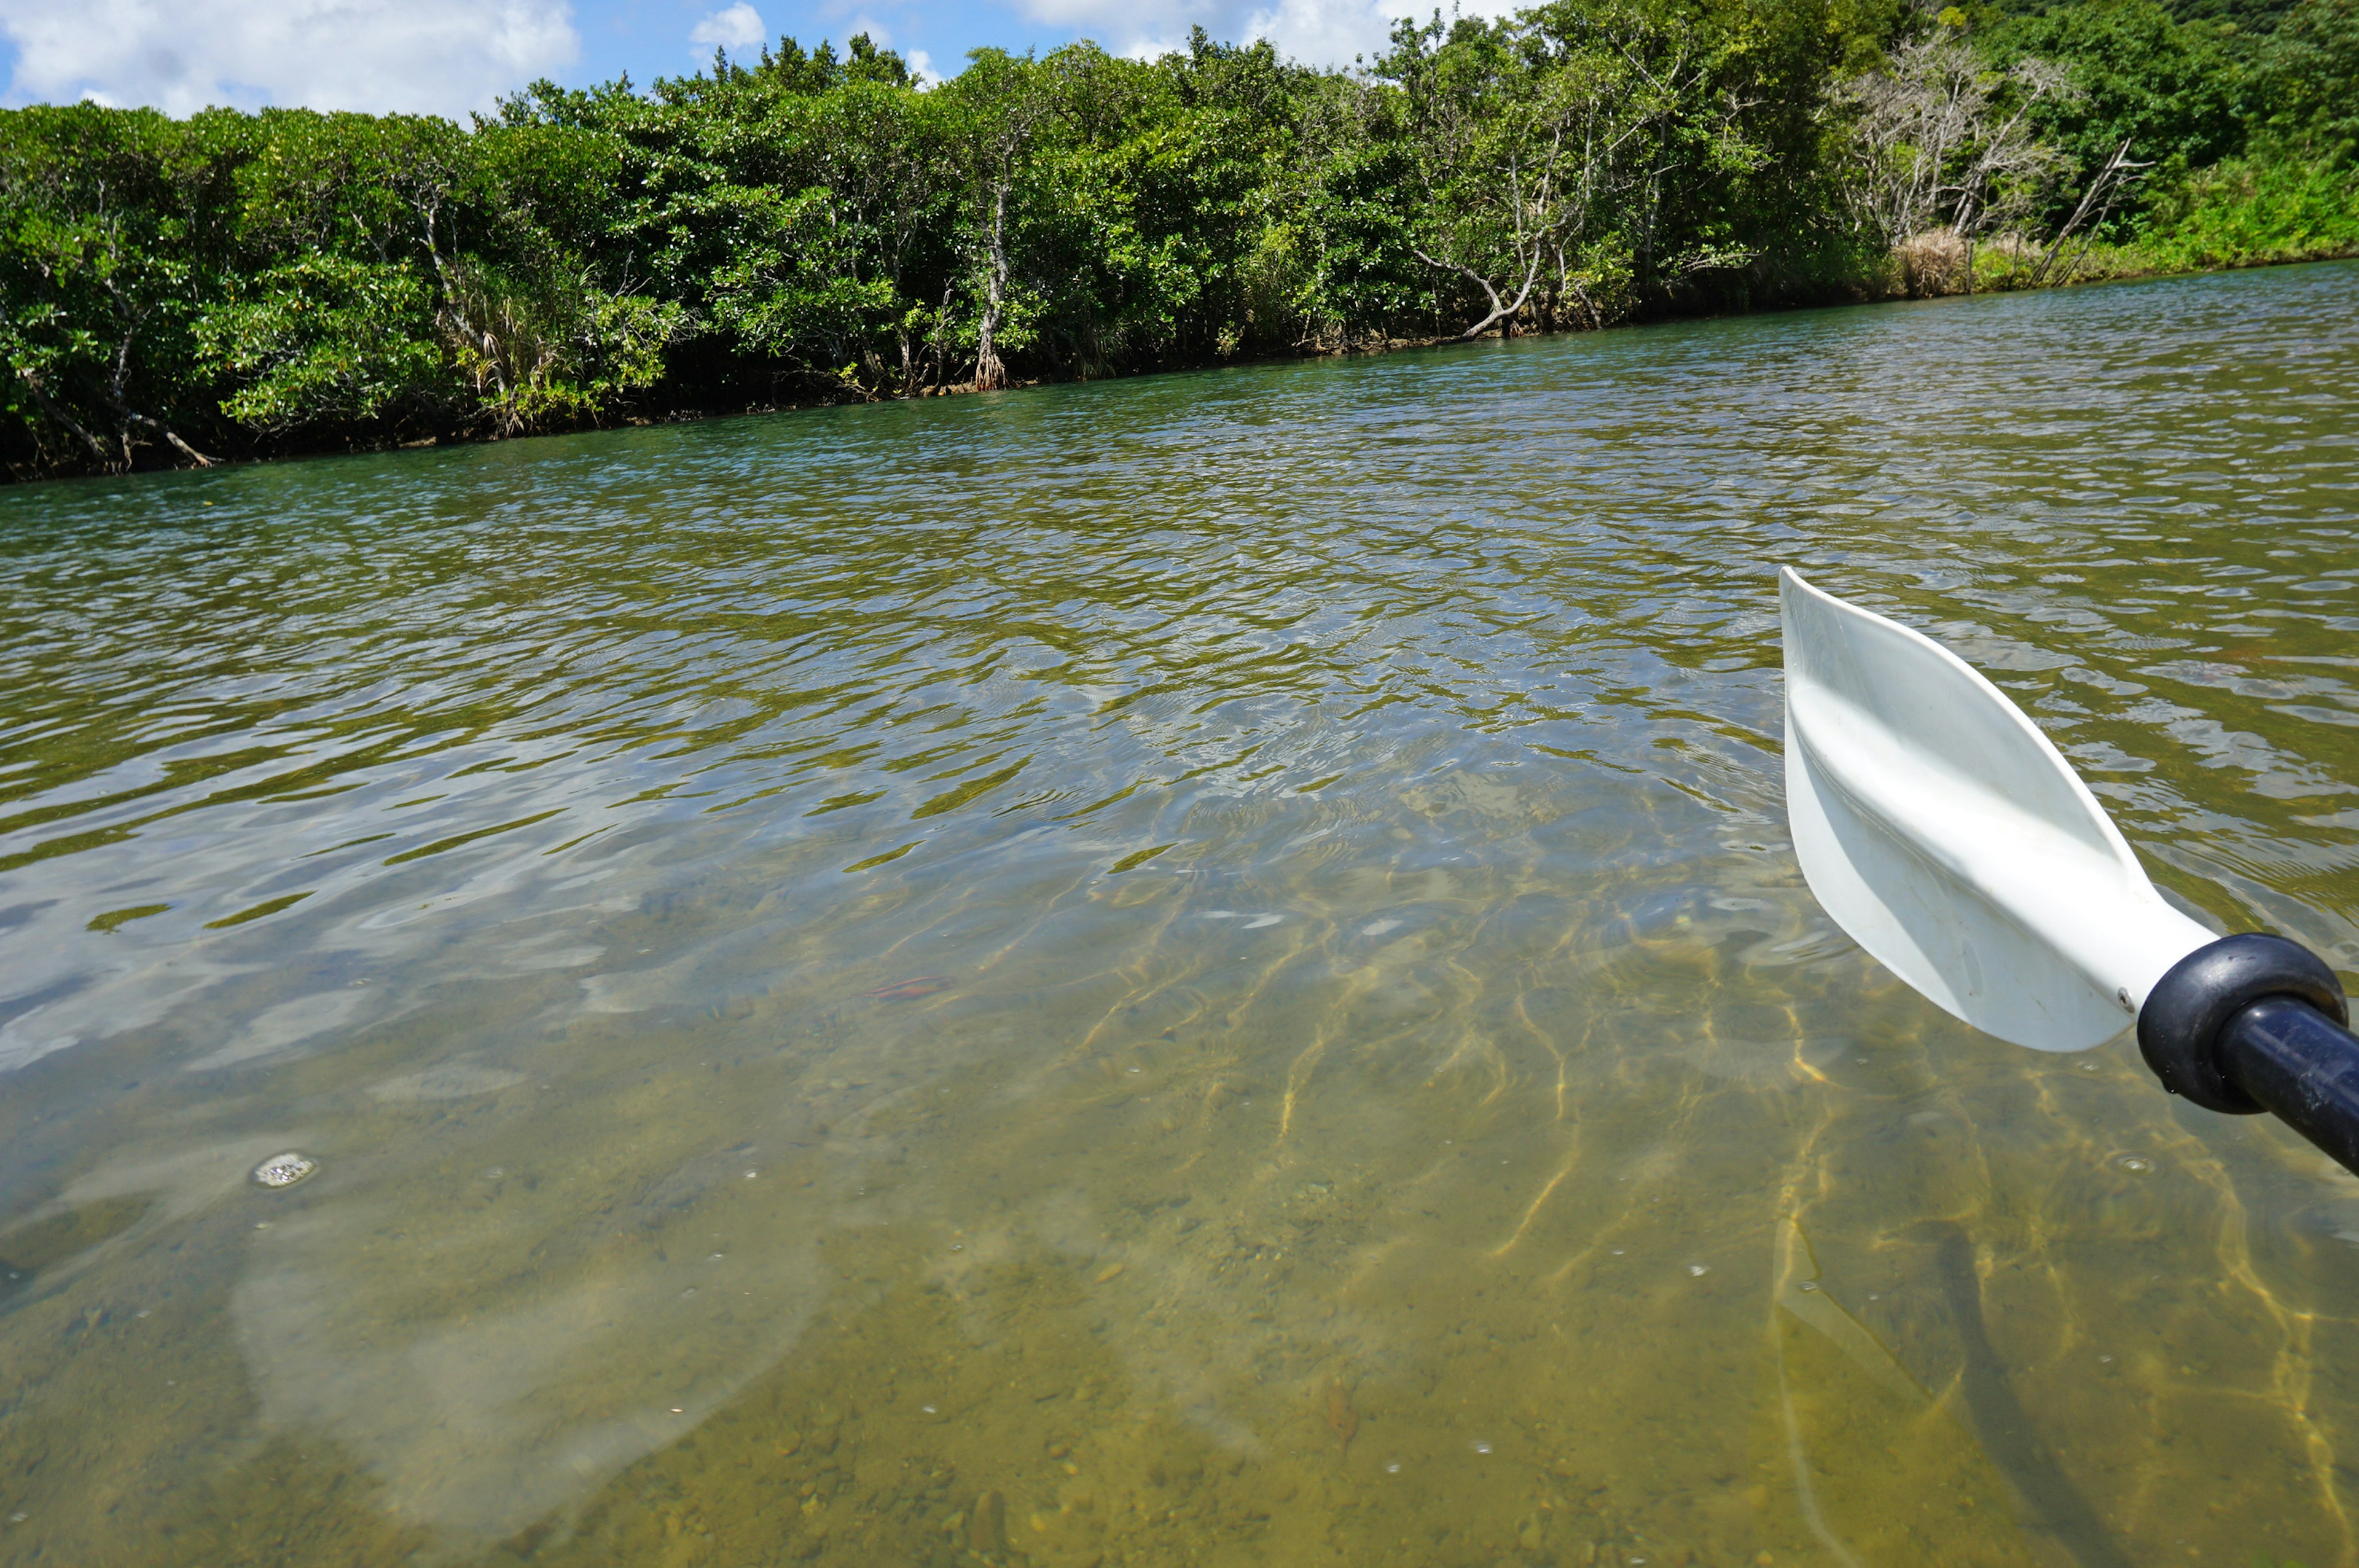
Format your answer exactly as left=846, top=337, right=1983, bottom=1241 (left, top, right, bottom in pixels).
left=974, top=183, right=1011, bottom=392
left=1412, top=244, right=1543, bottom=341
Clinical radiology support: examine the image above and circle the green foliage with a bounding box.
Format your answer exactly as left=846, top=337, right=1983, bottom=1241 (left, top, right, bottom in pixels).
left=1, top=0, right=2353, bottom=480
left=1983, top=0, right=2247, bottom=189
left=1297, top=139, right=1431, bottom=340
left=2137, top=144, right=2359, bottom=263
left=438, top=257, right=687, bottom=432
left=196, top=255, right=446, bottom=432
left=0, top=104, right=251, bottom=471
left=2254, top=0, right=2359, bottom=147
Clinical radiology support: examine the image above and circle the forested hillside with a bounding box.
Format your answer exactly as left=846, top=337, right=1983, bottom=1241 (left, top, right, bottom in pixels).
left=4, top=0, right=2354, bottom=479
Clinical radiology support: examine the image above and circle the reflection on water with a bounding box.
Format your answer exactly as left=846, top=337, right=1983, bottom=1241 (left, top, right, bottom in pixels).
left=3, top=261, right=2358, bottom=1568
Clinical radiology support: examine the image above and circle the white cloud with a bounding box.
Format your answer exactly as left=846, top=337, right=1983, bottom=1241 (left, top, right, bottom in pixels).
left=689, top=2, right=765, bottom=51
left=1019, top=0, right=1518, bottom=68
left=1241, top=0, right=1410, bottom=63
left=0, top=0, right=579, bottom=117
left=906, top=49, right=942, bottom=87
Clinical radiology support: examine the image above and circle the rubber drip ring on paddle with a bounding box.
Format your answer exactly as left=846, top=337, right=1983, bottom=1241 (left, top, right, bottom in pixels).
left=2138, top=934, right=2349, bottom=1114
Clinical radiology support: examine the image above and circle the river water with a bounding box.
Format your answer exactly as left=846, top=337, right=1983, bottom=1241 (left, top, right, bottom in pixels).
left=3, top=260, right=2358, bottom=1568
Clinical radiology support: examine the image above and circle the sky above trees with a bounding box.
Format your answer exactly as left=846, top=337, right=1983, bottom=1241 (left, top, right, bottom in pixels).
left=0, top=0, right=1494, bottom=118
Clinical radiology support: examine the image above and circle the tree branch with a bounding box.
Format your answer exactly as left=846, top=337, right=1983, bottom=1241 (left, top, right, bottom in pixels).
left=14, top=366, right=111, bottom=464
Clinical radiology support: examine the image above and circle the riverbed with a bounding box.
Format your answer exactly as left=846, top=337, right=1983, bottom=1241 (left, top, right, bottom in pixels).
left=2, top=260, right=2357, bottom=1568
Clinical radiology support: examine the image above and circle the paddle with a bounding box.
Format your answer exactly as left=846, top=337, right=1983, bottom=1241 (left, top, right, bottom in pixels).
left=1779, top=566, right=2359, bottom=1174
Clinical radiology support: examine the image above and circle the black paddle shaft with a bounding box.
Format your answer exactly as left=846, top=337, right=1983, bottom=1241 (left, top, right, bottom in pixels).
left=2138, top=934, right=2359, bottom=1175
left=2218, top=998, right=2359, bottom=1176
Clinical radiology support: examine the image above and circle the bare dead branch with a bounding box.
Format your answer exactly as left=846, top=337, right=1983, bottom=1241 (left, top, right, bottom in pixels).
left=2028, top=138, right=2150, bottom=287
left=1834, top=39, right=2078, bottom=248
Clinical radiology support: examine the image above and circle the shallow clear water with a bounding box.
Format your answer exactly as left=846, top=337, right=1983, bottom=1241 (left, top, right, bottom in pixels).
left=3, top=261, right=2358, bottom=1568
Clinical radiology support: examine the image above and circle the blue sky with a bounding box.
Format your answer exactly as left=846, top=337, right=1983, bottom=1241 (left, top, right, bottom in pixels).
left=569, top=0, right=1069, bottom=90
left=0, top=0, right=1440, bottom=120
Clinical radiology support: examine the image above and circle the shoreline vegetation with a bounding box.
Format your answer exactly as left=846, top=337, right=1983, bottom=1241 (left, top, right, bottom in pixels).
left=4, top=0, right=2355, bottom=483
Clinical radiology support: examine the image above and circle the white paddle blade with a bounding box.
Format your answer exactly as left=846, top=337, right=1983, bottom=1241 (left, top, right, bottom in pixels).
left=1780, top=568, right=2213, bottom=1051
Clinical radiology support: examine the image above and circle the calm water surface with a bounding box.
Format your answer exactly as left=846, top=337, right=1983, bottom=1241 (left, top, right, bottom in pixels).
left=4, top=262, right=2359, bottom=1568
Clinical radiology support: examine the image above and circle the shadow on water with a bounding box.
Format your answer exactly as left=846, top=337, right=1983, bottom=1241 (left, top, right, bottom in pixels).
left=1920, top=1221, right=2135, bottom=1568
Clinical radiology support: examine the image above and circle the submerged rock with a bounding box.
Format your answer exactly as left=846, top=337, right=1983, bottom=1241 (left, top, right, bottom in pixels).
left=1325, top=1379, right=1358, bottom=1456
left=968, top=1489, right=1007, bottom=1553
left=251, top=1152, right=318, bottom=1189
